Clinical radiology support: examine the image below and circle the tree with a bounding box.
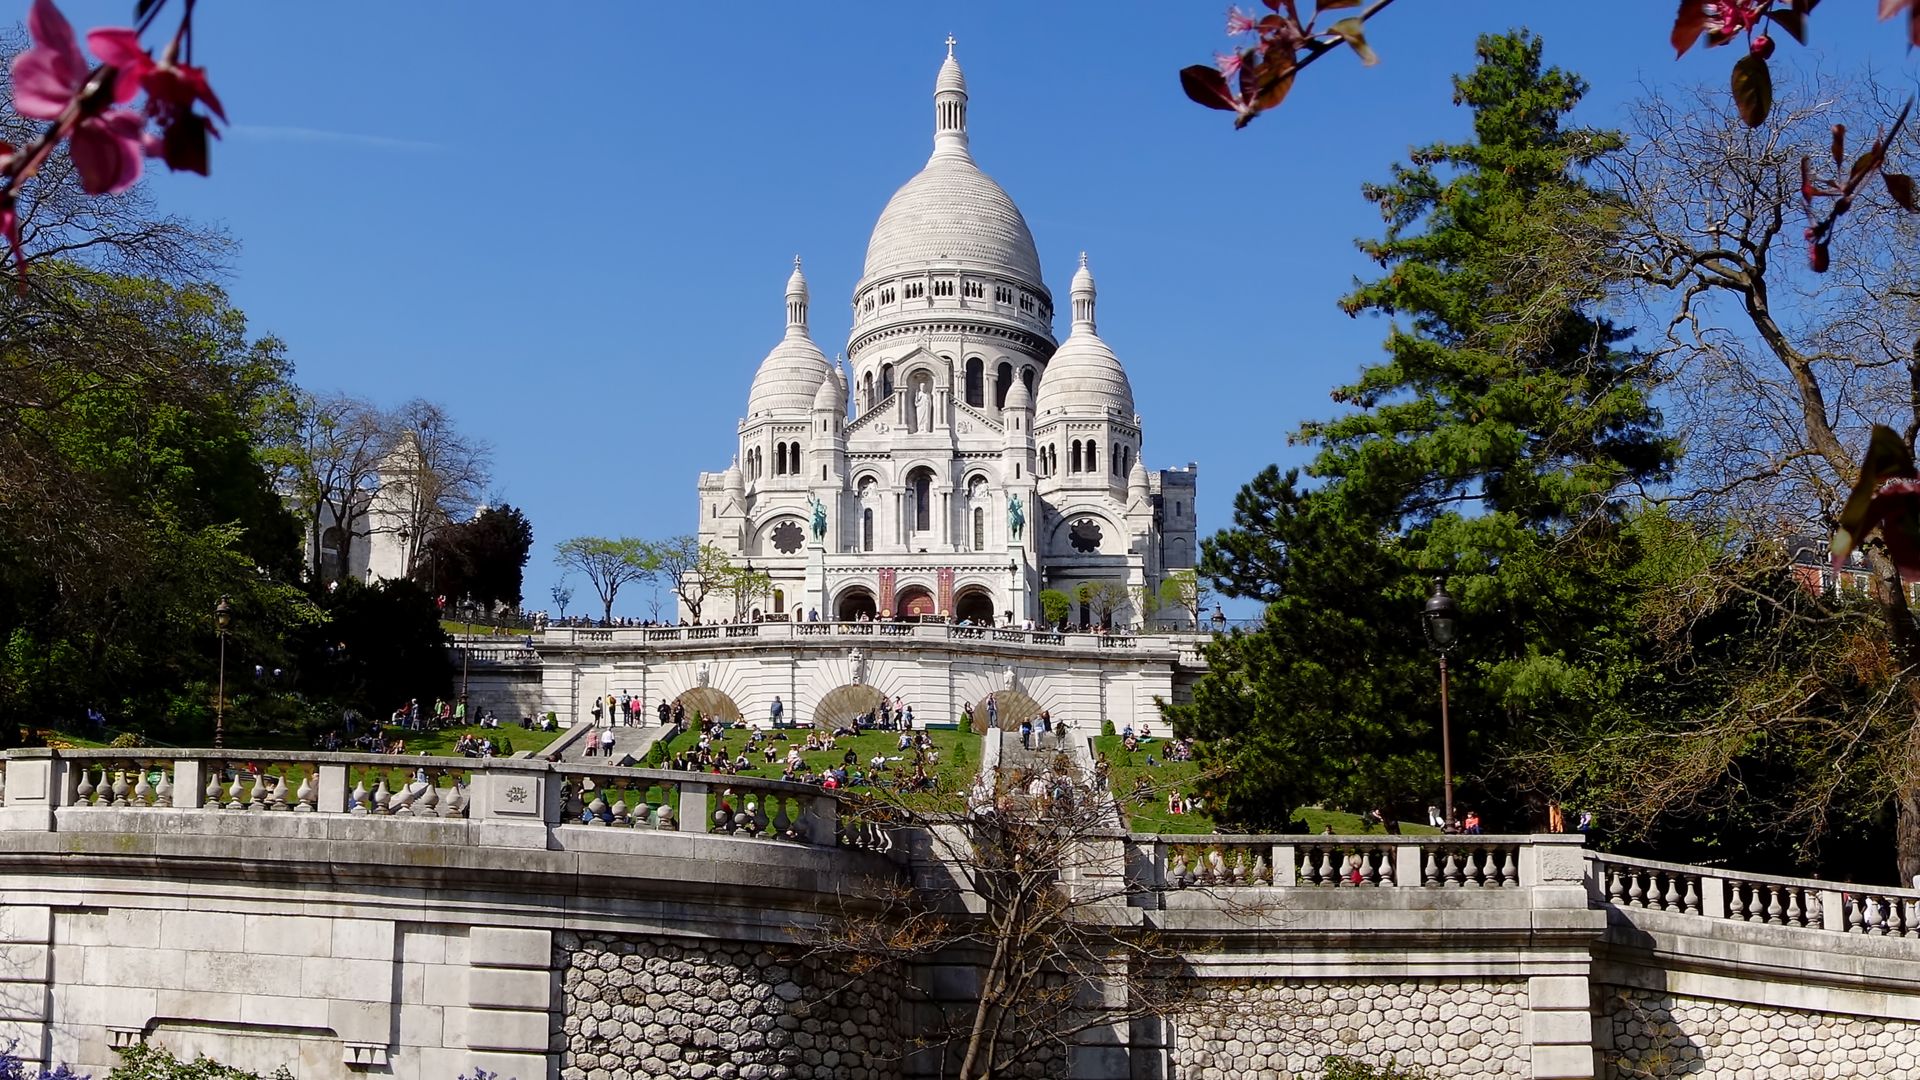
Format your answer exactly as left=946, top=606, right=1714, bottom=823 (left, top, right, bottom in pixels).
left=379, top=399, right=492, bottom=578
left=554, top=537, right=655, bottom=624
left=652, top=535, right=734, bottom=622
left=719, top=562, right=774, bottom=620
left=1038, top=589, right=1071, bottom=628
left=1074, top=581, right=1128, bottom=629
left=285, top=392, right=388, bottom=584
left=550, top=581, right=573, bottom=620
left=1157, top=569, right=1214, bottom=630
left=415, top=504, right=534, bottom=612
left=291, top=577, right=449, bottom=724
left=1169, top=33, right=1674, bottom=829
left=813, top=758, right=1228, bottom=1080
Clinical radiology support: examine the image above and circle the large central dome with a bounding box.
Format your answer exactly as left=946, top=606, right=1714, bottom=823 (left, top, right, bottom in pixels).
left=858, top=49, right=1045, bottom=291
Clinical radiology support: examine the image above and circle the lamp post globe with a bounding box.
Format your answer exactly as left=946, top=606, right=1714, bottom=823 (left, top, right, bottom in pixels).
left=1420, top=578, right=1460, bottom=827
left=1210, top=605, right=1226, bottom=633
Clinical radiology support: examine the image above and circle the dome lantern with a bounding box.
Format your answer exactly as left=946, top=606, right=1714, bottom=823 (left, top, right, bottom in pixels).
left=746, top=258, right=834, bottom=418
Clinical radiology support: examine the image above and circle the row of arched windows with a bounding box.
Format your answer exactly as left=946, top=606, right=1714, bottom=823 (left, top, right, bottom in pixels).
left=1036, top=440, right=1133, bottom=478
left=961, top=359, right=1037, bottom=410
left=746, top=442, right=805, bottom=480
left=855, top=280, right=1051, bottom=319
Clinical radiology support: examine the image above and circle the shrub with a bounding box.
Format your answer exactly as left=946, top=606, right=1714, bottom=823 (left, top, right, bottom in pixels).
left=1322, top=1056, right=1430, bottom=1080
left=106, top=1043, right=291, bottom=1080
left=1101, top=719, right=1116, bottom=738
left=107, top=732, right=148, bottom=749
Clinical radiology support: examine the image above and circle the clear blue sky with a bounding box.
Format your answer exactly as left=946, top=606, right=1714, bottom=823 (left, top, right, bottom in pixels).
left=56, top=1, right=1920, bottom=616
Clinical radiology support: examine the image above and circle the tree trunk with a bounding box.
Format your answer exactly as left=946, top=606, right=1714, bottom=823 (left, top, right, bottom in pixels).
left=1898, top=784, right=1920, bottom=888
left=1870, top=550, right=1920, bottom=885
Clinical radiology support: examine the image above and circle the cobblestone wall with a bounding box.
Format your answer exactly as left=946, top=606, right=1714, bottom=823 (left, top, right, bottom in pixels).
left=1171, top=979, right=1529, bottom=1078
left=1599, top=987, right=1920, bottom=1079
left=555, top=931, right=903, bottom=1080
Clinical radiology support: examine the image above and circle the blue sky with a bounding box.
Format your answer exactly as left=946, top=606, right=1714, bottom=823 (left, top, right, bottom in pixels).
left=53, top=1, right=1920, bottom=616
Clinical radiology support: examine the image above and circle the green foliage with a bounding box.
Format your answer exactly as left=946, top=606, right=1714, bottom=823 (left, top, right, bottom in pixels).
left=417, top=504, right=535, bottom=610
left=1038, top=589, right=1072, bottom=627
left=107, top=732, right=148, bottom=749
left=554, top=536, right=656, bottom=623
left=1320, top=1056, right=1430, bottom=1080
left=292, top=578, right=450, bottom=718
left=1101, top=718, right=1116, bottom=738
left=107, top=1042, right=292, bottom=1080
left=1170, top=32, right=1673, bottom=830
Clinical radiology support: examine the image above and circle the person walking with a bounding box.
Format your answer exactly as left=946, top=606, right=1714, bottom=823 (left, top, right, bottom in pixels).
left=770, top=695, right=785, bottom=728
left=586, top=727, right=601, bottom=758
left=602, top=728, right=617, bottom=761
left=1020, top=719, right=1033, bottom=751
left=591, top=697, right=604, bottom=726
left=986, top=695, right=998, bottom=730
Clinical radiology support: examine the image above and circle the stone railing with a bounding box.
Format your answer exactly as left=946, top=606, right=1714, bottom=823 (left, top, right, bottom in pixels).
left=539, top=621, right=1176, bottom=654
left=1139, top=834, right=1547, bottom=891
left=450, top=646, right=540, bottom=666
left=1591, top=851, right=1920, bottom=937
left=0, top=748, right=886, bottom=852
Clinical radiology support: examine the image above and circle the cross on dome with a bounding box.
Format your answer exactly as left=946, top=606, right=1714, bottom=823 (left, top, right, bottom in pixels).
left=946, top=33, right=956, bottom=57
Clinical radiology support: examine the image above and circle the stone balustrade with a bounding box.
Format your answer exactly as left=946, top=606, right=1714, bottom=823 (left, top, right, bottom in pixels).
left=1592, top=851, right=1920, bottom=938
left=0, top=748, right=877, bottom=851
left=1142, top=834, right=1540, bottom=892
left=540, top=620, right=1185, bottom=654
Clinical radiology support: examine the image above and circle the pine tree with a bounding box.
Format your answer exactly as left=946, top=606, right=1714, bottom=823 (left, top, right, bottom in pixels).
left=1170, top=31, right=1675, bottom=829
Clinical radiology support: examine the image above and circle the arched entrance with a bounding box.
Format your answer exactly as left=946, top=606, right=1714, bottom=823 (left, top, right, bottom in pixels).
left=954, top=586, right=997, bottom=625
left=896, top=585, right=936, bottom=619
left=965, top=689, right=1045, bottom=733
left=836, top=586, right=877, bottom=622
left=813, top=684, right=887, bottom=729
left=671, top=687, right=741, bottom=724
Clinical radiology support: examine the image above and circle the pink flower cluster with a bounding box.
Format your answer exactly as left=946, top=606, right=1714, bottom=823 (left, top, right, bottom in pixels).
left=1, top=0, right=223, bottom=276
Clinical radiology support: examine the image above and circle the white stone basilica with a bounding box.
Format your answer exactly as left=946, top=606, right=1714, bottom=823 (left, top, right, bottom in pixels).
left=696, top=44, right=1198, bottom=627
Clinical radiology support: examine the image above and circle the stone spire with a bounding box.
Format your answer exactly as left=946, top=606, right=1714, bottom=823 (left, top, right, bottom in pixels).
left=786, top=255, right=809, bottom=333
left=933, top=38, right=970, bottom=161
left=1071, top=252, right=1097, bottom=330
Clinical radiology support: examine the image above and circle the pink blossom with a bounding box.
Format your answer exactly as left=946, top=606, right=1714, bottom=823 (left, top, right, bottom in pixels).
left=1215, top=51, right=1244, bottom=80
left=1225, top=7, right=1258, bottom=36
left=0, top=200, right=19, bottom=282
left=8, top=0, right=146, bottom=194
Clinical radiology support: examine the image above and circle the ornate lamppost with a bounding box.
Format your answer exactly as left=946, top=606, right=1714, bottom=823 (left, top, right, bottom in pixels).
left=1210, top=604, right=1226, bottom=633
left=214, top=596, right=231, bottom=750
left=1422, top=578, right=1461, bottom=826
left=459, top=599, right=473, bottom=709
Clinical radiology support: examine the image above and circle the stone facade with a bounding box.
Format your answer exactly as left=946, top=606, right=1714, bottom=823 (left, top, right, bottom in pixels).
left=1171, top=979, right=1530, bottom=1078
left=1597, top=987, right=1920, bottom=1079
left=555, top=931, right=903, bottom=1080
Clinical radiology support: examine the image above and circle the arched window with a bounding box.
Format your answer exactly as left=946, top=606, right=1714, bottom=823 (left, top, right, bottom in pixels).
left=1112, top=443, right=1121, bottom=476
left=881, top=364, right=895, bottom=398
left=862, top=508, right=874, bottom=552
left=973, top=507, right=985, bottom=550
left=773, top=589, right=785, bottom=614
left=862, top=372, right=874, bottom=408
left=907, top=466, right=934, bottom=533
left=1087, top=442, right=1099, bottom=474
left=965, top=358, right=984, bottom=407
left=1071, top=441, right=1082, bottom=473
left=995, top=362, right=1014, bottom=410
left=789, top=443, right=801, bottom=474
left=775, top=444, right=787, bottom=476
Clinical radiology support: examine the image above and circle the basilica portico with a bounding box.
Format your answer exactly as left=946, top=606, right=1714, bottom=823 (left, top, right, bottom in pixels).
left=694, top=43, right=1198, bottom=628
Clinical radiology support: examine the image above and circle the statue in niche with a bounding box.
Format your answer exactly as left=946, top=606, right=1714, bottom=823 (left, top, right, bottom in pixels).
left=1007, top=494, right=1025, bottom=540
left=1003, top=666, right=1017, bottom=691
left=696, top=662, right=711, bottom=688
left=913, top=384, right=933, bottom=433
left=849, top=648, right=867, bottom=686
left=807, top=493, right=828, bottom=542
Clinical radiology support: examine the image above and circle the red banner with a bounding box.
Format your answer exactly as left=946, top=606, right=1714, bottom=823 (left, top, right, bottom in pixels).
left=878, top=568, right=896, bottom=617
left=936, top=567, right=955, bottom=616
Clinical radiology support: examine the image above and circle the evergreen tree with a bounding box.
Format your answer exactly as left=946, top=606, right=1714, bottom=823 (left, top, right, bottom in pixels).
left=1170, top=31, right=1675, bottom=829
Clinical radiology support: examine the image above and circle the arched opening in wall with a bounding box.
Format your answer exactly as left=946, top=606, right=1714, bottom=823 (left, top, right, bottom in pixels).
left=1022, top=366, right=1036, bottom=395
left=773, top=589, right=785, bottom=614
left=994, top=362, right=1014, bottom=410
left=672, top=686, right=742, bottom=724
left=1112, top=443, right=1121, bottom=476
left=790, top=443, right=802, bottom=474
left=881, top=364, right=895, bottom=399
left=907, top=466, right=934, bottom=533
left=969, top=688, right=1045, bottom=733
left=965, top=358, right=984, bottom=407
left=862, top=372, right=874, bottom=409
left=1087, top=442, right=1099, bottom=474
left=836, top=586, right=878, bottom=622
left=813, top=684, right=887, bottom=729
left=1071, top=441, right=1082, bottom=473
left=320, top=526, right=347, bottom=581
left=973, top=507, right=985, bottom=551
left=954, top=586, right=996, bottom=626
left=862, top=507, right=874, bottom=552
left=895, top=585, right=936, bottom=619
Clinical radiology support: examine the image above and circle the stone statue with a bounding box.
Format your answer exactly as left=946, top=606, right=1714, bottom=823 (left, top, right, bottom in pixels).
left=807, top=494, right=828, bottom=541
left=849, top=648, right=866, bottom=686
left=1002, top=666, right=1017, bottom=691
left=696, top=662, right=710, bottom=688
left=914, top=386, right=933, bottom=433
left=1007, top=494, right=1025, bottom=540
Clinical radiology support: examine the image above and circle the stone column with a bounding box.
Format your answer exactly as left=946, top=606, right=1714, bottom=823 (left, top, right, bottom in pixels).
left=464, top=926, right=554, bottom=1080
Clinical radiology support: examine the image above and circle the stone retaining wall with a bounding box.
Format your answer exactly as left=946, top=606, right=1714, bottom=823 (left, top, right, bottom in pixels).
left=1596, top=986, right=1920, bottom=1079
left=554, top=930, right=904, bottom=1080
left=1170, top=979, right=1530, bottom=1078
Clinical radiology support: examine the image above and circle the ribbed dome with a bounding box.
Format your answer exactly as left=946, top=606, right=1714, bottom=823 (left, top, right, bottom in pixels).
left=859, top=45, right=1045, bottom=290
left=1035, top=254, right=1133, bottom=419
left=861, top=159, right=1044, bottom=288
left=812, top=369, right=842, bottom=413
left=1004, top=371, right=1032, bottom=412
left=746, top=258, right=833, bottom=418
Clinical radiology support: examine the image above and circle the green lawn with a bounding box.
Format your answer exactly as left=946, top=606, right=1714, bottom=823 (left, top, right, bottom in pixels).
left=375, top=722, right=563, bottom=758
left=1092, top=735, right=1440, bottom=836
left=653, top=725, right=981, bottom=795
left=443, top=619, right=536, bottom=637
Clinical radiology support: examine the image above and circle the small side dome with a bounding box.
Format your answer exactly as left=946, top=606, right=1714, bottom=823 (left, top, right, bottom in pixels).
left=1128, top=456, right=1149, bottom=496
left=746, top=257, right=834, bottom=417
left=813, top=369, right=843, bottom=413
left=724, top=458, right=744, bottom=492
left=1004, top=371, right=1032, bottom=412
left=1034, top=254, right=1134, bottom=419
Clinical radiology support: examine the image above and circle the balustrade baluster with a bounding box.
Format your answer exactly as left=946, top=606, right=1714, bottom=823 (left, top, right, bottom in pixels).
left=657, top=801, right=676, bottom=831
left=586, top=783, right=608, bottom=826
left=1765, top=885, right=1785, bottom=925
left=109, top=765, right=129, bottom=807
left=204, top=766, right=223, bottom=810
left=1317, top=850, right=1336, bottom=887
left=751, top=798, right=769, bottom=838
left=772, top=797, right=793, bottom=840
left=1168, top=852, right=1190, bottom=889
left=1683, top=878, right=1701, bottom=916
left=225, top=771, right=245, bottom=810
left=132, top=762, right=153, bottom=807
left=442, top=782, right=466, bottom=819
left=269, top=773, right=292, bottom=812
left=1628, top=870, right=1648, bottom=908
left=610, top=796, right=629, bottom=826
left=348, top=778, right=370, bottom=815
left=293, top=772, right=314, bottom=813
left=1300, top=851, right=1317, bottom=886
left=417, top=776, right=440, bottom=817
left=73, top=765, right=95, bottom=805
left=1357, top=849, right=1377, bottom=887
left=1420, top=848, right=1439, bottom=886
left=561, top=780, right=584, bottom=823
left=1252, top=854, right=1271, bottom=884
left=1498, top=849, right=1519, bottom=888
left=153, top=764, right=173, bottom=808
left=1607, top=867, right=1626, bottom=903
left=1442, top=851, right=1463, bottom=888
left=246, top=771, right=269, bottom=812
left=372, top=776, right=392, bottom=815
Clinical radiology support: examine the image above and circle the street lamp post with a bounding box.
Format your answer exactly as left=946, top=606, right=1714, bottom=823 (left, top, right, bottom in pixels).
left=1422, top=578, right=1461, bottom=827
left=459, top=600, right=473, bottom=709
left=1210, top=604, right=1226, bottom=634
left=214, top=596, right=231, bottom=750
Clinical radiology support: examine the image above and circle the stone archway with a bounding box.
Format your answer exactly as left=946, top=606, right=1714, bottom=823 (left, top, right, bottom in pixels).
left=836, top=586, right=877, bottom=622
left=896, top=585, right=935, bottom=619
left=965, top=689, right=1045, bottom=733
left=954, top=586, right=996, bottom=625
left=812, top=684, right=887, bottom=729
left=670, top=687, right=741, bottom=724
